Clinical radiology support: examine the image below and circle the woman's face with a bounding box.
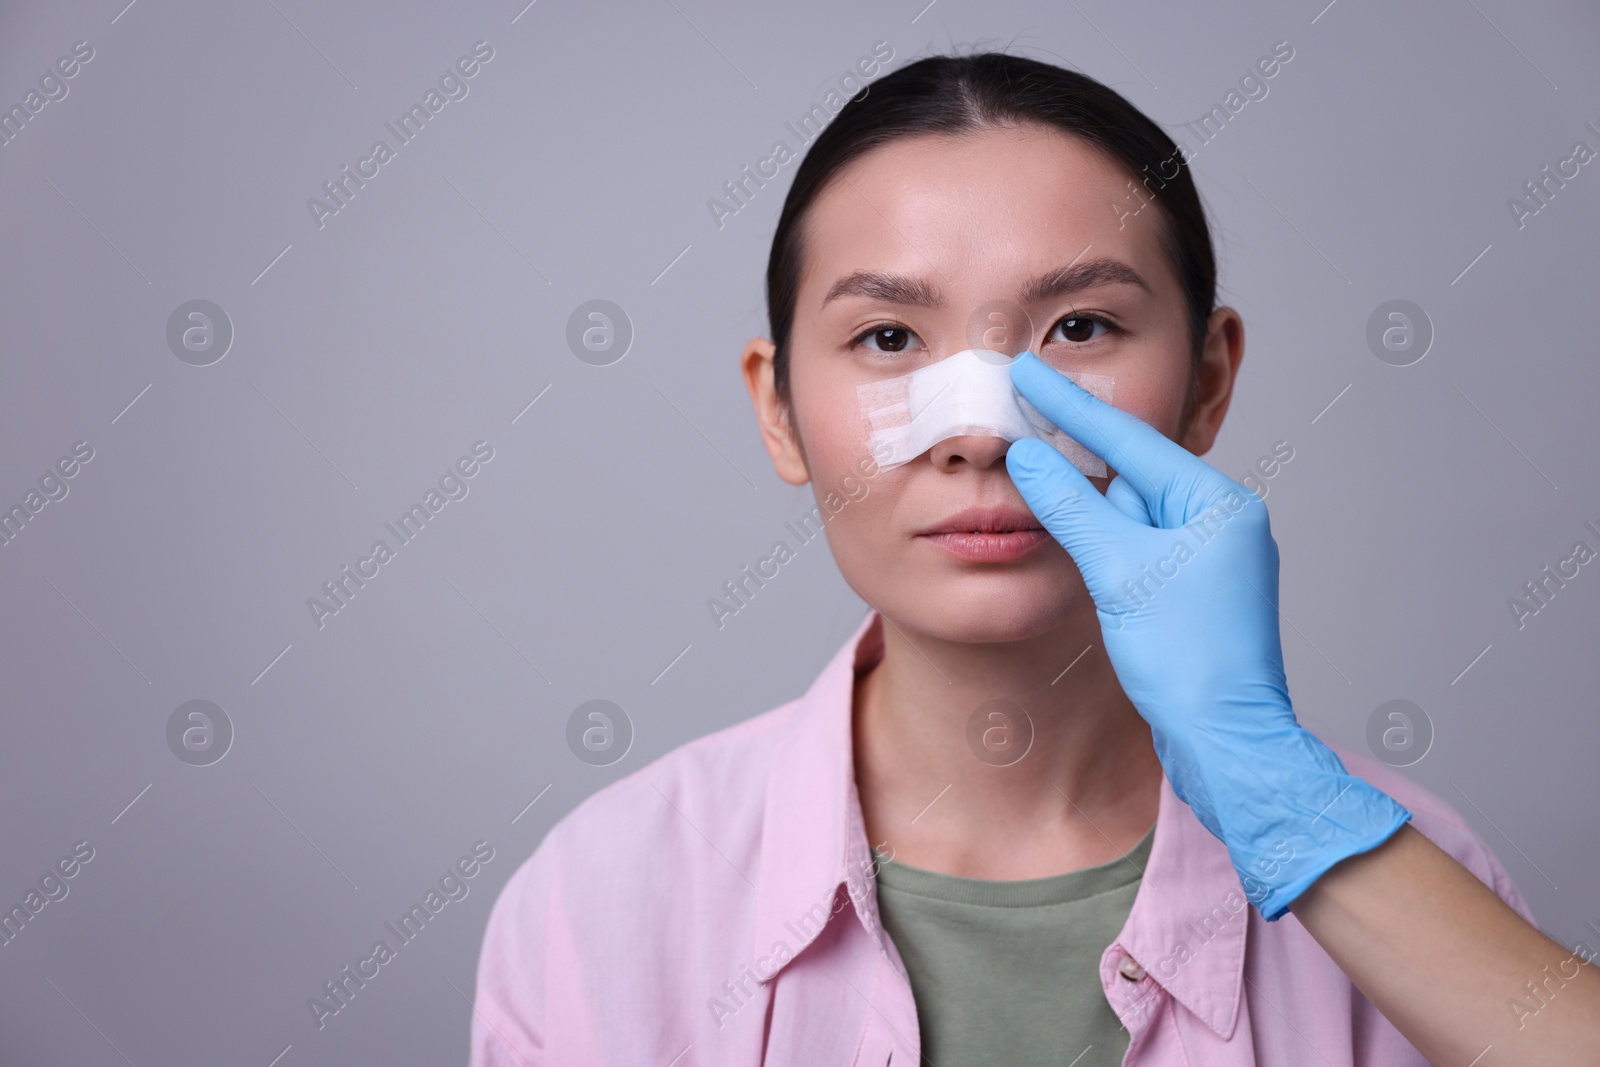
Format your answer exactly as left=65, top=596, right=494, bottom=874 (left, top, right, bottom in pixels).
left=744, top=124, right=1242, bottom=643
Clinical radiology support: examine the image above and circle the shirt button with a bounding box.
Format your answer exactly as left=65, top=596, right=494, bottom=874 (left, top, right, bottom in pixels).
left=1118, top=956, right=1147, bottom=981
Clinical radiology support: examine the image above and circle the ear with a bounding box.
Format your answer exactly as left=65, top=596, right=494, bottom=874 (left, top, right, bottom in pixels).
left=1179, top=306, right=1245, bottom=457
left=741, top=336, right=811, bottom=486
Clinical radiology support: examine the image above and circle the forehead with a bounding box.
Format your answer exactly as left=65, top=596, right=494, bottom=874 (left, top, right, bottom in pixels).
left=797, top=125, right=1171, bottom=304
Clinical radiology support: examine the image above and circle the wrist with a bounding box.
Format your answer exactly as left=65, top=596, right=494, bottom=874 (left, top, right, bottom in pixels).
left=1153, top=721, right=1414, bottom=920
left=1225, top=753, right=1413, bottom=920
left=1243, top=793, right=1412, bottom=920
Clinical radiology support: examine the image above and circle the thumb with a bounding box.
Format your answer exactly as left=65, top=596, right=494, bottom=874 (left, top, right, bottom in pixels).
left=1006, top=437, right=1136, bottom=592
left=1104, top=473, right=1155, bottom=526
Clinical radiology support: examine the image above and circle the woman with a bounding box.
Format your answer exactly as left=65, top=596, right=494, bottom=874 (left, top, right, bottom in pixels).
left=469, top=53, right=1599, bottom=1065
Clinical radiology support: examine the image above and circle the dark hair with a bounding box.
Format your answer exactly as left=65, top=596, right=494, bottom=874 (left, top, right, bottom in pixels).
left=765, top=51, right=1216, bottom=413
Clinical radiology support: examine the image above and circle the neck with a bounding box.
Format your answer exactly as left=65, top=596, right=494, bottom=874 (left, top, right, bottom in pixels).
left=853, top=609, right=1163, bottom=880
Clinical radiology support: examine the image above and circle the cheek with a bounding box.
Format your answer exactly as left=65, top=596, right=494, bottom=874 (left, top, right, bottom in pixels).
left=810, top=465, right=905, bottom=589
left=802, top=416, right=883, bottom=510
left=1103, top=368, right=1191, bottom=441
left=794, top=371, right=879, bottom=479
left=792, top=389, right=901, bottom=542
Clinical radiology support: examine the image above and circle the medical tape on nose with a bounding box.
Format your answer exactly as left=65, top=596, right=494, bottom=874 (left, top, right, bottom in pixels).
left=855, top=349, right=1114, bottom=475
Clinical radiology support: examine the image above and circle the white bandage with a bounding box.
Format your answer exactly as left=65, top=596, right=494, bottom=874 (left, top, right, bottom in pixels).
left=855, top=349, right=1114, bottom=475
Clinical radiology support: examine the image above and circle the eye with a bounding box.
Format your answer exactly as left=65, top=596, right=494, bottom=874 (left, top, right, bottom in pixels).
left=1046, top=311, right=1116, bottom=346
left=851, top=324, right=925, bottom=354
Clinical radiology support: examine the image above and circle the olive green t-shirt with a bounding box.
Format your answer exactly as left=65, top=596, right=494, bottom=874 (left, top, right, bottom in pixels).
left=871, top=826, right=1154, bottom=1067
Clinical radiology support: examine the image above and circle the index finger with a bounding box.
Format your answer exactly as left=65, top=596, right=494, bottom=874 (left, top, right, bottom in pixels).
left=1010, top=351, right=1230, bottom=509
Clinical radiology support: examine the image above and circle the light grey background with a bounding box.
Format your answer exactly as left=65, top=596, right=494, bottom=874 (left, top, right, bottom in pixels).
left=2, top=0, right=1597, bottom=1063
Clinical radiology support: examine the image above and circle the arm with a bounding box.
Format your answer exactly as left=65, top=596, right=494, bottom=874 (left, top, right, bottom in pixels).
left=1291, top=822, right=1600, bottom=1066
left=468, top=855, right=547, bottom=1067
left=1004, top=351, right=1600, bottom=1060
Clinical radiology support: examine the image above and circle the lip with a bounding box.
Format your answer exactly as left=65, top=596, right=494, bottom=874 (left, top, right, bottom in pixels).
left=920, top=529, right=1053, bottom=562
left=919, top=504, right=1044, bottom=536
left=916, top=505, right=1051, bottom=563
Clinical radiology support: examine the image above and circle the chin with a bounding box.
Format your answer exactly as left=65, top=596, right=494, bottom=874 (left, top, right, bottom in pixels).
left=875, top=578, right=1088, bottom=645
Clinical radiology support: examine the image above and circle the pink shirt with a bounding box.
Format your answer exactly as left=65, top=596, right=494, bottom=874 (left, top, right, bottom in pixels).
left=469, top=609, right=1535, bottom=1065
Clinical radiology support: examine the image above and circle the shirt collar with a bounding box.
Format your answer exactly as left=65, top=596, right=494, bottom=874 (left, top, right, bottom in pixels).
left=1110, top=767, right=1248, bottom=1039
left=751, top=609, right=1246, bottom=1040
left=752, top=610, right=884, bottom=967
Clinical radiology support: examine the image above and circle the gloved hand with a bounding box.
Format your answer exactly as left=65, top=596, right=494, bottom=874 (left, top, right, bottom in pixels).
left=1005, top=351, right=1410, bottom=920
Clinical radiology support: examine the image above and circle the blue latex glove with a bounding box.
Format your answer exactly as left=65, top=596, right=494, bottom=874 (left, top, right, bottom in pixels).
left=1005, top=351, right=1410, bottom=920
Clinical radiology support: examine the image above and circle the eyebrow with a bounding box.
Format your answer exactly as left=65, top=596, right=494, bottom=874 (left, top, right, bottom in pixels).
left=821, top=256, right=1152, bottom=308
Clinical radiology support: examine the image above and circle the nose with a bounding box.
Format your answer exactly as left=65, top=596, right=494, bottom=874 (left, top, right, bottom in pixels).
left=927, top=433, right=1012, bottom=471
